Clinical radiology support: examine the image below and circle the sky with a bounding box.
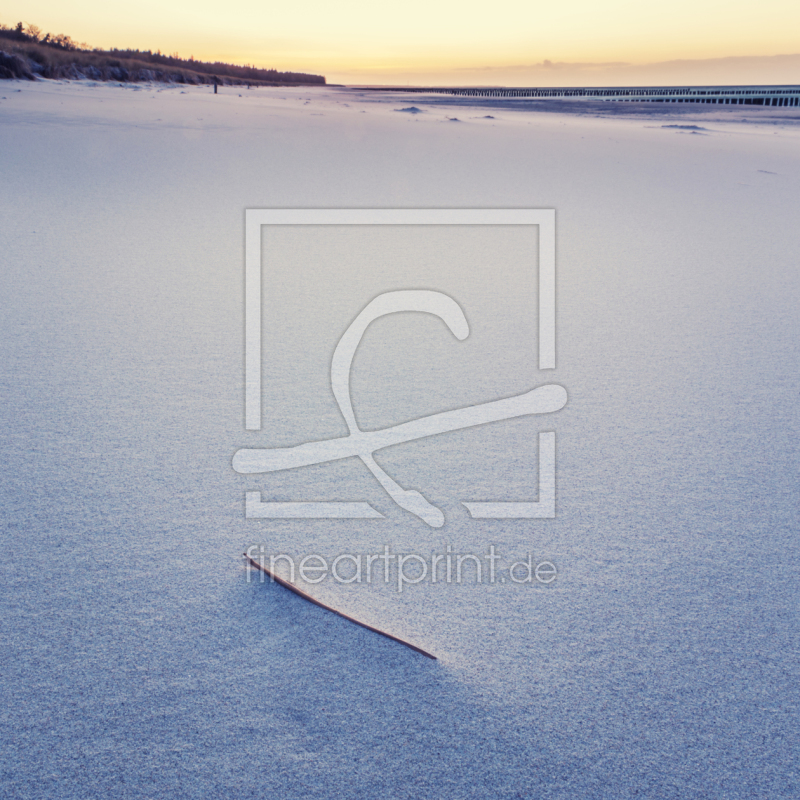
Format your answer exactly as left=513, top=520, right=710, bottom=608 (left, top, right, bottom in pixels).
left=4, top=0, right=800, bottom=86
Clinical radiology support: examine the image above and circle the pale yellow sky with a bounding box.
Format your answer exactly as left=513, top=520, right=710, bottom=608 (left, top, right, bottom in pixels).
left=4, top=0, right=800, bottom=85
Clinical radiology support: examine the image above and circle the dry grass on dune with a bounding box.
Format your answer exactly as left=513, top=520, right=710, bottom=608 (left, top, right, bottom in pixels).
left=0, top=23, right=325, bottom=85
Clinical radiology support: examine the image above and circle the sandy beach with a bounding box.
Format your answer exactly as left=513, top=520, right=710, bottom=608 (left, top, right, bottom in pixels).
left=1, top=78, right=799, bottom=798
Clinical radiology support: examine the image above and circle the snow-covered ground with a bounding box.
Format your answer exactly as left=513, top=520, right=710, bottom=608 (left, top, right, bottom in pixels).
left=1, top=79, right=799, bottom=799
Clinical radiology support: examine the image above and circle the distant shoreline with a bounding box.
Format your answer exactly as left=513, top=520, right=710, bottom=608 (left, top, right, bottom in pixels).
left=356, top=83, right=800, bottom=108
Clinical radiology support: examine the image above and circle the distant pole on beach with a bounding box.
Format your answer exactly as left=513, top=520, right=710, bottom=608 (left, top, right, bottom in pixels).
left=213, top=75, right=218, bottom=94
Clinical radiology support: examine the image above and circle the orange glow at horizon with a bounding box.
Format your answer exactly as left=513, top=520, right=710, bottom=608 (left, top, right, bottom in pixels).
left=4, top=0, right=800, bottom=85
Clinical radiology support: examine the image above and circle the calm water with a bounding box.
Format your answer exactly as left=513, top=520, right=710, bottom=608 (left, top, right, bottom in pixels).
left=1, top=86, right=799, bottom=798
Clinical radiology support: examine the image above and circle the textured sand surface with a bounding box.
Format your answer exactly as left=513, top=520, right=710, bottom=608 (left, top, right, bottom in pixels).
left=1, top=80, right=799, bottom=799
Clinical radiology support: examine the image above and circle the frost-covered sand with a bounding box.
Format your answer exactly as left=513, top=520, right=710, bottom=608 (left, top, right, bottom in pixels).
left=1, top=80, right=799, bottom=799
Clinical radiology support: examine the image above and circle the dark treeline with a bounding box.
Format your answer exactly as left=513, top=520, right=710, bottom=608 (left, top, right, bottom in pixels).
left=0, top=22, right=325, bottom=84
